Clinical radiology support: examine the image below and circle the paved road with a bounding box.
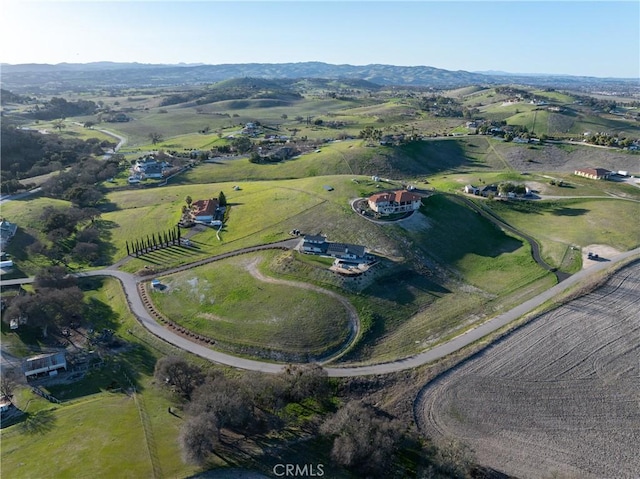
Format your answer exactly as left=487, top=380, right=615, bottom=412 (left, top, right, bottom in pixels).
left=3, top=244, right=637, bottom=378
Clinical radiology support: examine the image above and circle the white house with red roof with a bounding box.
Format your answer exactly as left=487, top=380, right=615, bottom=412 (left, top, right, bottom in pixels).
left=367, top=190, right=422, bottom=215
left=191, top=198, right=219, bottom=223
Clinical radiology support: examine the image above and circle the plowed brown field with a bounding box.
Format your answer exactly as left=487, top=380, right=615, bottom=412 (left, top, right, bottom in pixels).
left=415, top=261, right=640, bottom=479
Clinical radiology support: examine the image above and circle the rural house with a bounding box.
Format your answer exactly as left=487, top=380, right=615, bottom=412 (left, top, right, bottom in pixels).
left=368, top=190, right=422, bottom=215
left=191, top=198, right=219, bottom=223
left=302, top=235, right=327, bottom=254
left=133, top=157, right=170, bottom=179
left=574, top=168, right=612, bottom=180
left=301, top=235, right=367, bottom=263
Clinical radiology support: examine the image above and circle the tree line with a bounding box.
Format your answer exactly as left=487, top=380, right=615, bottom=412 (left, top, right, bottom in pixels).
left=126, top=227, right=182, bottom=257
left=154, top=357, right=475, bottom=477
left=1, top=123, right=115, bottom=184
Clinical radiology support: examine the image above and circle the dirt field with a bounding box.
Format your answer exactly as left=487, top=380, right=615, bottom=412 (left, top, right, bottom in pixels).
left=502, top=143, right=639, bottom=173
left=582, top=244, right=622, bottom=270
left=414, top=260, right=640, bottom=479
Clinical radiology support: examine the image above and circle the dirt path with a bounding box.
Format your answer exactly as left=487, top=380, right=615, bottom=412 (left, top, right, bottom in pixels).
left=244, top=257, right=360, bottom=363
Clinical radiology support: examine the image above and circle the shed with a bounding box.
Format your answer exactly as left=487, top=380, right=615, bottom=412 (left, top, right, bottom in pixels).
left=23, top=352, right=67, bottom=378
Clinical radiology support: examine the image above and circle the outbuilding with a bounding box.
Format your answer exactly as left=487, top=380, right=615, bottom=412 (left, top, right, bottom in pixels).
left=23, top=352, right=67, bottom=379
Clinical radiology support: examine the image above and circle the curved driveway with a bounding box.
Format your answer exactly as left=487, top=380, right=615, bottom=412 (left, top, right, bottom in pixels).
left=5, top=245, right=636, bottom=378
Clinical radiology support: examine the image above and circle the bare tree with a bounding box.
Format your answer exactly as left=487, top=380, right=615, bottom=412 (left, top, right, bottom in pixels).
left=0, top=369, right=19, bottom=404
left=188, top=373, right=253, bottom=431
left=148, top=132, right=163, bottom=145
left=320, top=401, right=405, bottom=477
left=179, top=413, right=219, bottom=465
left=52, top=118, right=66, bottom=132
left=154, top=356, right=205, bottom=401
left=280, top=363, right=330, bottom=403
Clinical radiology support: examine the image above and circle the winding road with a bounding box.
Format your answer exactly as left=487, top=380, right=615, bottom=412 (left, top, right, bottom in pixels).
left=3, top=241, right=638, bottom=377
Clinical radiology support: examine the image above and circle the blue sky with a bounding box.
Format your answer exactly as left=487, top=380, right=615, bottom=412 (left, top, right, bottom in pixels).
left=2, top=1, right=639, bottom=78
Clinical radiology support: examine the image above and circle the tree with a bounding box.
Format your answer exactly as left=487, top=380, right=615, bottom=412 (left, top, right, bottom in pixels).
left=52, top=118, right=66, bottom=132
left=185, top=195, right=193, bottom=208
left=34, top=265, right=77, bottom=289
left=320, top=401, right=405, bottom=477
left=188, top=373, right=253, bottom=430
left=179, top=413, right=219, bottom=465
left=281, top=114, right=288, bottom=120
left=72, top=242, right=100, bottom=263
left=0, top=369, right=19, bottom=404
left=154, top=356, right=205, bottom=400
left=148, top=132, right=163, bottom=145
left=280, top=363, right=330, bottom=403
left=249, top=151, right=263, bottom=164
left=218, top=191, right=227, bottom=207
left=360, top=126, right=383, bottom=145
left=231, top=136, right=252, bottom=153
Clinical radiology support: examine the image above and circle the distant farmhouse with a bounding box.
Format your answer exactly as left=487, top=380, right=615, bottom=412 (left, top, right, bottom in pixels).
left=301, top=235, right=367, bottom=263
left=368, top=190, right=422, bottom=215
left=574, top=168, right=612, bottom=180
left=132, top=156, right=171, bottom=180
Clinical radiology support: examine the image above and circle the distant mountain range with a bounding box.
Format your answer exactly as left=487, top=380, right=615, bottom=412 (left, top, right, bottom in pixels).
left=1, top=61, right=637, bottom=93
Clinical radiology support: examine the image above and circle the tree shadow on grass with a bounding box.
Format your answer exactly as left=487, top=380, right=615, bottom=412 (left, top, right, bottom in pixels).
left=551, top=207, right=589, bottom=216
left=19, top=409, right=56, bottom=435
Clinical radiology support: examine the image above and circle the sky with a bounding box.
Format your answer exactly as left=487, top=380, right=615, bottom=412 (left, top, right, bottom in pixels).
left=2, top=1, right=639, bottom=78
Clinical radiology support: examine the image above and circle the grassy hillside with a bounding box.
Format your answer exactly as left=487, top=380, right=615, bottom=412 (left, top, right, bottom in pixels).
left=486, top=198, right=640, bottom=266
left=150, top=251, right=351, bottom=358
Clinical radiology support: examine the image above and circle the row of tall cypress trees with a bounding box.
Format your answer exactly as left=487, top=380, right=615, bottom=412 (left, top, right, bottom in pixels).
left=125, top=226, right=182, bottom=257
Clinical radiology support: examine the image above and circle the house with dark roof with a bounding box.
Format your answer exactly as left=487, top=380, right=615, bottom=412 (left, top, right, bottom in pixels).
left=301, top=235, right=367, bottom=263
left=325, top=243, right=366, bottom=262
left=368, top=190, right=422, bottom=215
left=480, top=184, right=498, bottom=197
left=574, top=168, right=612, bottom=180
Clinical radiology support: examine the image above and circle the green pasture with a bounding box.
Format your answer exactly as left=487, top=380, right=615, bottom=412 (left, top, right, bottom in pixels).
left=106, top=174, right=404, bottom=271
left=486, top=198, right=640, bottom=266
left=427, top=170, right=529, bottom=193
left=150, top=251, right=351, bottom=356
left=126, top=131, right=229, bottom=153
left=109, top=96, right=367, bottom=147
left=530, top=89, right=576, bottom=104
left=24, top=120, right=117, bottom=144
left=174, top=136, right=509, bottom=186
left=480, top=101, right=538, bottom=121
left=0, top=394, right=155, bottom=479
left=0, top=277, right=199, bottom=479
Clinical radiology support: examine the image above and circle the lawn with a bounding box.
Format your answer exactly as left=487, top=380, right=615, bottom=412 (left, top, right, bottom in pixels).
left=149, top=251, right=352, bottom=357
